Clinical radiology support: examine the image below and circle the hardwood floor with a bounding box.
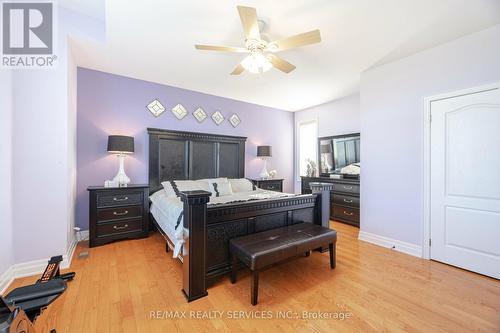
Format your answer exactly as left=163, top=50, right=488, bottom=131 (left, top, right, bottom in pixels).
left=6, top=222, right=500, bottom=333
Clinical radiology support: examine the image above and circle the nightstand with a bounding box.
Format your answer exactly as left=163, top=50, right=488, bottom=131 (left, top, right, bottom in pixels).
left=87, top=184, right=149, bottom=247
left=250, top=179, right=284, bottom=192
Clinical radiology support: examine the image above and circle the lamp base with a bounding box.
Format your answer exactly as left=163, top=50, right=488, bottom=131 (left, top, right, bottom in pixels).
left=259, top=159, right=269, bottom=180
left=113, top=154, right=131, bottom=187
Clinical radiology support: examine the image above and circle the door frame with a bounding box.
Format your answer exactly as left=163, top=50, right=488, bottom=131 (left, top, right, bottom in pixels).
left=422, top=82, right=500, bottom=260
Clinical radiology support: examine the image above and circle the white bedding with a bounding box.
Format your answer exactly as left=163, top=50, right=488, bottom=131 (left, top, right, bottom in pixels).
left=150, top=199, right=185, bottom=258
left=150, top=188, right=295, bottom=258
left=208, top=188, right=293, bottom=205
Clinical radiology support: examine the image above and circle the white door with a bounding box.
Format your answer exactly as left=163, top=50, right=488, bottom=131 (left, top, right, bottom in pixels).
left=430, top=87, right=500, bottom=279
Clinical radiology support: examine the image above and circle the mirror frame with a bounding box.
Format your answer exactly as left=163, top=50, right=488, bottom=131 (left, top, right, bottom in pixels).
left=318, top=132, right=360, bottom=176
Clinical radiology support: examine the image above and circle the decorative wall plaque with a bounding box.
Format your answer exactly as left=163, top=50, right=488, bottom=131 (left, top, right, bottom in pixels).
left=211, top=111, right=224, bottom=125
left=229, top=114, right=241, bottom=127
left=172, top=104, right=188, bottom=120
left=147, top=99, right=165, bottom=117
left=193, top=107, right=207, bottom=122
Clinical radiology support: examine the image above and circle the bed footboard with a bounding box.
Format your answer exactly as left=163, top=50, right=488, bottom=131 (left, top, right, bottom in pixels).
left=178, top=190, right=211, bottom=302
left=179, top=183, right=332, bottom=302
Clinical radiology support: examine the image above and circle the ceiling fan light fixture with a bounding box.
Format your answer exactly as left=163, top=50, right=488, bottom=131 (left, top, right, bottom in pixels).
left=195, top=6, right=321, bottom=75
left=241, top=52, right=272, bottom=74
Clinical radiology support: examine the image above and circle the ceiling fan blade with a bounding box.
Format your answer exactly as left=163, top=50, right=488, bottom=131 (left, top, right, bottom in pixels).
left=195, top=44, right=248, bottom=53
left=267, top=54, right=296, bottom=73
left=268, top=29, right=321, bottom=51
left=230, top=63, right=245, bottom=75
left=237, top=6, right=261, bottom=41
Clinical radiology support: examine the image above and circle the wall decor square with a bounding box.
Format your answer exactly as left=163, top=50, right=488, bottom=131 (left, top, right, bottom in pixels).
left=147, top=99, right=165, bottom=117
left=193, top=107, right=207, bottom=122
left=172, top=104, right=188, bottom=120
left=229, top=114, right=241, bottom=127
left=211, top=111, right=224, bottom=125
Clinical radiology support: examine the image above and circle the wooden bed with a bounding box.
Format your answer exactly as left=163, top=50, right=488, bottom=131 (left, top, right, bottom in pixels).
left=147, top=128, right=329, bottom=302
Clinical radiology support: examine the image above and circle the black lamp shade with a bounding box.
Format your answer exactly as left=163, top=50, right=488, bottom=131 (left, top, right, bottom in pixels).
left=320, top=144, right=332, bottom=154
left=257, top=145, right=272, bottom=157
left=107, top=135, right=134, bottom=154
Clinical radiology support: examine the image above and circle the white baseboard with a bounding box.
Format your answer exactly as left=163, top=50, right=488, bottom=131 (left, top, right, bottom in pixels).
left=0, top=266, right=14, bottom=296
left=77, top=230, right=89, bottom=242
left=0, top=234, right=79, bottom=295
left=358, top=231, right=422, bottom=258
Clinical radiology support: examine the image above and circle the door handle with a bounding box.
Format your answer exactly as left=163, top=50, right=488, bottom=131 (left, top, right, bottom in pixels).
left=113, top=210, right=129, bottom=216
left=343, top=199, right=353, bottom=203
left=343, top=186, right=353, bottom=190
left=113, top=196, right=128, bottom=201
left=343, top=211, right=354, bottom=216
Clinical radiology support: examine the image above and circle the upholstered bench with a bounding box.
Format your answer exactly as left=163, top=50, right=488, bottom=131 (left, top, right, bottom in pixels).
left=229, top=223, right=337, bottom=305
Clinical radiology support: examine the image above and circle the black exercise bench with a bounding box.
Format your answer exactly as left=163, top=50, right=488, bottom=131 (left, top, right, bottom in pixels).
left=230, top=223, right=337, bottom=305
left=0, top=255, right=75, bottom=333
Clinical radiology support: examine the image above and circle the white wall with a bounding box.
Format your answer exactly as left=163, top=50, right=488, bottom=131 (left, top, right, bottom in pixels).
left=67, top=43, right=77, bottom=252
left=0, top=70, right=13, bottom=277
left=11, top=41, right=71, bottom=262
left=8, top=7, right=104, bottom=265
left=0, top=7, right=106, bottom=287
left=295, top=94, right=360, bottom=137
left=294, top=93, right=360, bottom=192
left=360, top=24, right=500, bottom=246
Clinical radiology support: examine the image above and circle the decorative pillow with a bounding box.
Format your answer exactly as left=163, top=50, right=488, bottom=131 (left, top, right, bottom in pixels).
left=160, top=181, right=177, bottom=198
left=229, top=178, right=255, bottom=192
left=206, top=178, right=228, bottom=196
left=161, top=180, right=204, bottom=197
left=195, top=179, right=211, bottom=192
left=149, top=188, right=169, bottom=203
left=174, top=180, right=204, bottom=193
left=212, top=180, right=233, bottom=197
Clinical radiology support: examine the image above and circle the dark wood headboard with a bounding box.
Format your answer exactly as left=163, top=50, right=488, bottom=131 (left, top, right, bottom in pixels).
left=148, top=128, right=246, bottom=194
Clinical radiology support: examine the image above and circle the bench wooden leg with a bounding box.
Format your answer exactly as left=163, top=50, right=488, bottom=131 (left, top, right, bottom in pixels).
left=251, top=270, right=259, bottom=306
left=329, top=243, right=336, bottom=269
left=231, top=253, right=237, bottom=284
left=305, top=250, right=311, bottom=257
left=165, top=242, right=169, bottom=253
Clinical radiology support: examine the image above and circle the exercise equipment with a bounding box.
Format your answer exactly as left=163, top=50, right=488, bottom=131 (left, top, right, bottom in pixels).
left=0, top=255, right=75, bottom=333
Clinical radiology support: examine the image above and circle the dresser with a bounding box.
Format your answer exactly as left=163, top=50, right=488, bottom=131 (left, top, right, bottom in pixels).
left=301, top=176, right=360, bottom=227
left=87, top=185, right=149, bottom=247
left=250, top=178, right=284, bottom=192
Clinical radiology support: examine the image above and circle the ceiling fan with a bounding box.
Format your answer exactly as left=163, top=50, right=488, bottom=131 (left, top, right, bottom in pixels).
left=195, top=5, right=321, bottom=75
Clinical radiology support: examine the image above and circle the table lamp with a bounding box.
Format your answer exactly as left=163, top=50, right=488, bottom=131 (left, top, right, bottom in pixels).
left=257, top=145, right=272, bottom=179
left=107, top=135, right=134, bottom=187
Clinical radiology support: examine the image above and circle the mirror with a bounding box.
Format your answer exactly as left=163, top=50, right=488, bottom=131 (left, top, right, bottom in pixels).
left=318, top=133, right=360, bottom=176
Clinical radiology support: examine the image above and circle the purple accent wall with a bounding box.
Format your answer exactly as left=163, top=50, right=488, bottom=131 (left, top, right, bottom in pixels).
left=76, top=67, right=294, bottom=229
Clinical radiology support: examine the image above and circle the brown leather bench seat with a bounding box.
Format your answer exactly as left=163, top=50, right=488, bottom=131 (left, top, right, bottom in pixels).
left=230, top=222, right=337, bottom=305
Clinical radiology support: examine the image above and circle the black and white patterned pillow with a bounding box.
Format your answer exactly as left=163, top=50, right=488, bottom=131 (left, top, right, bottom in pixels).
left=229, top=178, right=256, bottom=192
left=212, top=181, right=233, bottom=197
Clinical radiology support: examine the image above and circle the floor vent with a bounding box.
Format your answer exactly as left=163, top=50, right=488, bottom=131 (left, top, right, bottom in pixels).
left=78, top=252, right=89, bottom=259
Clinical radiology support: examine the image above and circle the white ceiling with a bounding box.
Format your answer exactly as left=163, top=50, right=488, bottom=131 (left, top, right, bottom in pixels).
left=69, top=0, right=500, bottom=111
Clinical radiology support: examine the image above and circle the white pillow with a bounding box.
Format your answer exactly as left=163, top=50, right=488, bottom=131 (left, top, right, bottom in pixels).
left=206, top=178, right=228, bottom=196
left=212, top=181, right=233, bottom=197
left=161, top=180, right=205, bottom=197
left=160, top=181, right=177, bottom=198
left=195, top=179, right=211, bottom=192
left=174, top=180, right=204, bottom=193
left=229, top=178, right=255, bottom=192
left=149, top=188, right=169, bottom=203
